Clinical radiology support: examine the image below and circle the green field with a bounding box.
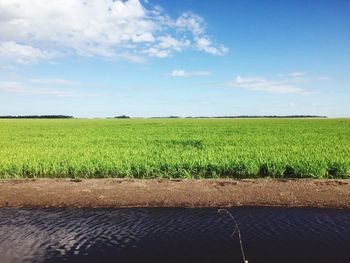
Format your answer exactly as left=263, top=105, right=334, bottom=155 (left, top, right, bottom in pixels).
left=0, top=118, right=349, bottom=179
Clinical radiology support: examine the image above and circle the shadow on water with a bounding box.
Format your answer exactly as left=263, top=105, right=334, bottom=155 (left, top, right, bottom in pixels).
left=0, top=207, right=349, bottom=263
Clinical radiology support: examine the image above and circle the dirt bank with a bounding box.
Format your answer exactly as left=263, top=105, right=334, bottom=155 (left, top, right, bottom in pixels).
left=0, top=179, right=349, bottom=209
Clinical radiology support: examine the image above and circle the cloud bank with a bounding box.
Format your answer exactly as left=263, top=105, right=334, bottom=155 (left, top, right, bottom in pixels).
left=0, top=0, right=228, bottom=63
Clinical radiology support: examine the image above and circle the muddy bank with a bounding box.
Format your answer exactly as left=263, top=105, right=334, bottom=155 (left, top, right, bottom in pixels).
left=0, top=179, right=349, bottom=209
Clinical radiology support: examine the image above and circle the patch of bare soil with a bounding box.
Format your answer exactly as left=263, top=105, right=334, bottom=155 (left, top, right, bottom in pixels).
left=0, top=179, right=349, bottom=209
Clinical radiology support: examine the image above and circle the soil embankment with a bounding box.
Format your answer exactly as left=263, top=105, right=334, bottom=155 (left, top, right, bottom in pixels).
left=0, top=179, right=349, bottom=209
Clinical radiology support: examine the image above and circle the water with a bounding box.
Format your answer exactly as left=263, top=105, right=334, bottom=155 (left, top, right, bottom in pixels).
left=0, top=207, right=349, bottom=263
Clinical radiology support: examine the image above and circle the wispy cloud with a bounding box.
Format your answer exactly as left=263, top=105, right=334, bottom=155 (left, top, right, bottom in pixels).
left=227, top=76, right=317, bottom=95
left=318, top=76, right=332, bottom=80
left=278, top=72, right=307, bottom=78
left=30, top=79, right=81, bottom=85
left=171, top=69, right=212, bottom=77
left=0, top=0, right=227, bottom=63
left=0, top=79, right=99, bottom=97
left=0, top=81, right=78, bottom=97
left=0, top=65, right=16, bottom=70
left=279, top=72, right=333, bottom=82
left=289, top=72, right=307, bottom=77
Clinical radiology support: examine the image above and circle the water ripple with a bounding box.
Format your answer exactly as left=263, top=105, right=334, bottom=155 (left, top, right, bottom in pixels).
left=0, top=207, right=349, bottom=263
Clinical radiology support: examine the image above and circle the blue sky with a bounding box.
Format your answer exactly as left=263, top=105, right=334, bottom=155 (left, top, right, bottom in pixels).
left=0, top=0, right=349, bottom=117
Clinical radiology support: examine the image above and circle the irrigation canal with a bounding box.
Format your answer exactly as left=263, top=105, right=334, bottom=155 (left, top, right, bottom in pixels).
left=0, top=207, right=349, bottom=263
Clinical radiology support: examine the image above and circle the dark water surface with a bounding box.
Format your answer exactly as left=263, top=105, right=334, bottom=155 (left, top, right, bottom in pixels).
left=0, top=207, right=349, bottom=263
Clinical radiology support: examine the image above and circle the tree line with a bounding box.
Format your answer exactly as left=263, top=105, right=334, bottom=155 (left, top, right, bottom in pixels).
left=0, top=115, right=74, bottom=119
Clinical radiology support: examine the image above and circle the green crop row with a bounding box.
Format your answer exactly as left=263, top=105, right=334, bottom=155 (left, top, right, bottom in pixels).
left=0, top=118, right=349, bottom=179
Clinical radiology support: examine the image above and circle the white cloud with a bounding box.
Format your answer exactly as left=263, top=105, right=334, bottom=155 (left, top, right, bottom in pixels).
left=0, top=0, right=227, bottom=63
left=157, top=36, right=191, bottom=52
left=171, top=70, right=212, bottom=77
left=175, top=13, right=228, bottom=56
left=29, top=79, right=81, bottom=85
left=143, top=47, right=170, bottom=58
left=0, top=41, right=55, bottom=64
left=228, top=76, right=316, bottom=95
left=172, top=70, right=188, bottom=77
left=142, top=36, right=191, bottom=58
left=175, top=12, right=206, bottom=36
left=196, top=37, right=228, bottom=56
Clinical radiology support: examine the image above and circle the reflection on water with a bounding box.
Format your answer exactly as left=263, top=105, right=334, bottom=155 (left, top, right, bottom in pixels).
left=0, top=207, right=349, bottom=263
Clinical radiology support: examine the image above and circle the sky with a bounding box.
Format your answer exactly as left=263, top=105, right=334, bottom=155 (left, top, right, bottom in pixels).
left=0, top=0, right=349, bottom=117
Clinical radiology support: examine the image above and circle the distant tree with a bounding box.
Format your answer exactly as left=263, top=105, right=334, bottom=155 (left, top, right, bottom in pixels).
left=0, top=115, right=73, bottom=119
left=150, top=116, right=181, bottom=119
left=193, top=115, right=327, bottom=119
left=114, top=115, right=130, bottom=119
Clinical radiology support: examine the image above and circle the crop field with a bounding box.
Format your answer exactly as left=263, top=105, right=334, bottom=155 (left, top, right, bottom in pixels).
left=0, top=118, right=349, bottom=179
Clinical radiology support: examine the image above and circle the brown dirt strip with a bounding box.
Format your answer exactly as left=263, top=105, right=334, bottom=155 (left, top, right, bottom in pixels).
left=0, top=179, right=349, bottom=209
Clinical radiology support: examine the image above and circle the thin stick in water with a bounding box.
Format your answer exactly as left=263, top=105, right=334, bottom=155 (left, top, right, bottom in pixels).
left=218, top=209, right=248, bottom=263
